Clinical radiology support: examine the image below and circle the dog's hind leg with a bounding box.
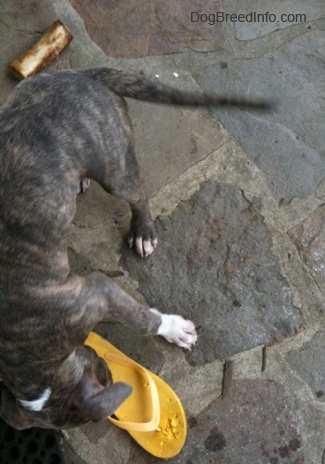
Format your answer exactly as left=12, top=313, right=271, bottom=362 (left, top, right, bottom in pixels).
left=87, top=101, right=158, bottom=257
left=114, top=143, right=158, bottom=258
left=96, top=140, right=157, bottom=257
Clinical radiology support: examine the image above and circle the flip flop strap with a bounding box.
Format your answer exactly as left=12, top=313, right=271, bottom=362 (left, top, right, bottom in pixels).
left=104, top=352, right=161, bottom=432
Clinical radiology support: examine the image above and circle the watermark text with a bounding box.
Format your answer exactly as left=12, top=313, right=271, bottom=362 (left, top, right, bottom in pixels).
left=190, top=11, right=307, bottom=25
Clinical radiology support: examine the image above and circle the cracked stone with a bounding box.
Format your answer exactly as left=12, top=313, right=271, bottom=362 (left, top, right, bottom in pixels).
left=287, top=331, right=325, bottom=402
left=288, top=205, right=325, bottom=295
left=128, top=380, right=304, bottom=464
left=121, top=181, right=303, bottom=364
left=69, top=0, right=225, bottom=58
left=197, top=30, right=325, bottom=203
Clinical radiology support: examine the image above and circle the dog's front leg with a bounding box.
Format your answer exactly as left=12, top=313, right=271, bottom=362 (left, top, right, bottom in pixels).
left=81, top=272, right=197, bottom=350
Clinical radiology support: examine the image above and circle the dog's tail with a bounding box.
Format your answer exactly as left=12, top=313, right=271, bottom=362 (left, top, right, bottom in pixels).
left=88, top=68, right=271, bottom=111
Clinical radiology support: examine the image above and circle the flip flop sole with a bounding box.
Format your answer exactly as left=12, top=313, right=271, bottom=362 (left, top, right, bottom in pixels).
left=85, top=331, right=187, bottom=458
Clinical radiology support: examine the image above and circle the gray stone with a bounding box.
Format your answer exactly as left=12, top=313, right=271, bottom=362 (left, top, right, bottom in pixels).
left=287, top=331, right=325, bottom=402
left=69, top=0, right=225, bottom=58
left=62, top=439, right=88, bottom=464
left=288, top=205, right=325, bottom=295
left=0, top=1, right=56, bottom=102
left=94, top=323, right=165, bottom=377
left=129, top=100, right=228, bottom=197
left=224, top=0, right=325, bottom=40
left=128, top=380, right=304, bottom=464
left=197, top=30, right=325, bottom=203
left=121, top=181, right=303, bottom=363
left=0, top=0, right=100, bottom=103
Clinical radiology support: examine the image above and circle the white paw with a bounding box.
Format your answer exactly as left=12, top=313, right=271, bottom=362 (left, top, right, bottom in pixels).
left=151, top=310, right=197, bottom=350
left=128, top=237, right=158, bottom=258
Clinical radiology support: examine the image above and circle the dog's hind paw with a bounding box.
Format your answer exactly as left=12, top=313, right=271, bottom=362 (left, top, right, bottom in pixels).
left=128, top=204, right=158, bottom=257
left=153, top=311, right=197, bottom=350
left=128, top=236, right=158, bottom=257
left=79, top=178, right=91, bottom=193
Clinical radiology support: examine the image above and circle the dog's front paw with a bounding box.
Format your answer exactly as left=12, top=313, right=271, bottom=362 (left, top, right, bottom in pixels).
left=155, top=312, right=197, bottom=350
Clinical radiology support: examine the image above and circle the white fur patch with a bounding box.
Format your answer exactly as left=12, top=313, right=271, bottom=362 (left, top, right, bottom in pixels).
left=151, top=309, right=197, bottom=350
left=20, top=387, right=52, bottom=412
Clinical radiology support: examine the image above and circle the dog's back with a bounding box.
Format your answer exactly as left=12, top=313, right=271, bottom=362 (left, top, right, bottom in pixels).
left=0, top=71, right=129, bottom=268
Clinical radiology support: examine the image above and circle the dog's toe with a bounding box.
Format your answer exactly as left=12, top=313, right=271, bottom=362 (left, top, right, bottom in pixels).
left=79, top=178, right=90, bottom=193
left=143, top=239, right=156, bottom=257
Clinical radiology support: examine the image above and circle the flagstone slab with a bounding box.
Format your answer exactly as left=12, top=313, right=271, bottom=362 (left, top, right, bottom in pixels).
left=196, top=30, right=325, bottom=203
left=69, top=0, right=225, bottom=58
left=121, top=181, right=303, bottom=364
left=129, top=379, right=304, bottom=464
left=288, top=205, right=325, bottom=295
left=287, top=331, right=325, bottom=402
left=226, top=0, right=325, bottom=40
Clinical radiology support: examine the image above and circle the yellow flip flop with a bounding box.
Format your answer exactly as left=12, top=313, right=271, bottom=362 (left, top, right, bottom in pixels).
left=85, top=331, right=187, bottom=459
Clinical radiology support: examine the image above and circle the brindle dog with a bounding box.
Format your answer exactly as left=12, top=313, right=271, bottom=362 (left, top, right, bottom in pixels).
left=0, top=68, right=269, bottom=429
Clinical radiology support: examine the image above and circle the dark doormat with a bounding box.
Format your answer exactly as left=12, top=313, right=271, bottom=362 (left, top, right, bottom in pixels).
left=0, top=402, right=65, bottom=464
